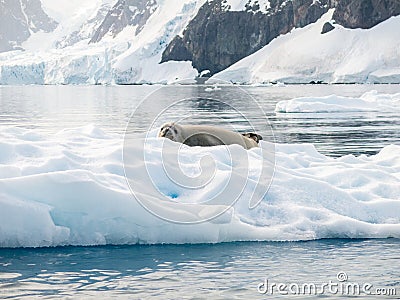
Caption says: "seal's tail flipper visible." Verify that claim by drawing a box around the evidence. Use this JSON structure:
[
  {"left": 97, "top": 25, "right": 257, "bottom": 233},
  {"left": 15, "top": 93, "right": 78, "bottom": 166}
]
[{"left": 242, "top": 133, "right": 263, "bottom": 143}]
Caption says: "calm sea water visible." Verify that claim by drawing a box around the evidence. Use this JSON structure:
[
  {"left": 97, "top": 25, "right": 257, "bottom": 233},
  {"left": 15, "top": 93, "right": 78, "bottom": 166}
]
[
  {"left": 0, "top": 84, "right": 399, "bottom": 299},
  {"left": 0, "top": 84, "right": 399, "bottom": 156},
  {"left": 0, "top": 240, "right": 399, "bottom": 299}
]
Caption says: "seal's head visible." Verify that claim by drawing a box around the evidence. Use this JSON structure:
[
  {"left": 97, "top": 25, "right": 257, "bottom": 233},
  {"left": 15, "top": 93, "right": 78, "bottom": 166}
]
[{"left": 158, "top": 122, "right": 182, "bottom": 142}]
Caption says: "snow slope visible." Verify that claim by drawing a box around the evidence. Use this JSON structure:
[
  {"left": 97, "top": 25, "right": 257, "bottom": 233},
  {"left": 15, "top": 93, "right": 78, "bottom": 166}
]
[
  {"left": 112, "top": 0, "right": 205, "bottom": 84},
  {"left": 0, "top": 125, "right": 399, "bottom": 247},
  {"left": 212, "top": 10, "right": 400, "bottom": 84},
  {"left": 0, "top": 0, "right": 204, "bottom": 84}
]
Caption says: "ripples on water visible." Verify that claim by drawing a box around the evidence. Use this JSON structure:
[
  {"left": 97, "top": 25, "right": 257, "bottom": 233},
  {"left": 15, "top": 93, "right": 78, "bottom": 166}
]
[
  {"left": 0, "top": 84, "right": 399, "bottom": 157},
  {"left": 0, "top": 240, "right": 399, "bottom": 299}
]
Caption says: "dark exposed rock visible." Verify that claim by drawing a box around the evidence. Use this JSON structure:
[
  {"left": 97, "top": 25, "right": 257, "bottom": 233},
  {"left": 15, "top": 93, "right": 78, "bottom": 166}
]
[
  {"left": 333, "top": 0, "right": 400, "bottom": 29},
  {"left": 0, "top": 0, "right": 57, "bottom": 52},
  {"left": 161, "top": 0, "right": 400, "bottom": 75},
  {"left": 161, "top": 0, "right": 332, "bottom": 75},
  {"left": 321, "top": 21, "right": 335, "bottom": 33},
  {"left": 163, "top": 36, "right": 193, "bottom": 62},
  {"left": 90, "top": 0, "right": 157, "bottom": 44}
]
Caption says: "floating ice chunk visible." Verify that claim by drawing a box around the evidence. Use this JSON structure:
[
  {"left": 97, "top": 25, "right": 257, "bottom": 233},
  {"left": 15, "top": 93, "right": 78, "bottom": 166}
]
[
  {"left": 205, "top": 85, "right": 222, "bottom": 92},
  {"left": 275, "top": 91, "right": 400, "bottom": 113}
]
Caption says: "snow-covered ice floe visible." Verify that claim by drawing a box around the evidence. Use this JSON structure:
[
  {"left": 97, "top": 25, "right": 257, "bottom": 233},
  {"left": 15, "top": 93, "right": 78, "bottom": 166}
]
[
  {"left": 0, "top": 125, "right": 399, "bottom": 247},
  {"left": 275, "top": 90, "right": 400, "bottom": 113}
]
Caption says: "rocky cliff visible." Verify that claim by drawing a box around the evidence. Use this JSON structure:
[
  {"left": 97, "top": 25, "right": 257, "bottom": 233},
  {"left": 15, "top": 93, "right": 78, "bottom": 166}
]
[
  {"left": 333, "top": 0, "right": 400, "bottom": 29},
  {"left": 161, "top": 0, "right": 400, "bottom": 76},
  {"left": 161, "top": 0, "right": 331, "bottom": 75}
]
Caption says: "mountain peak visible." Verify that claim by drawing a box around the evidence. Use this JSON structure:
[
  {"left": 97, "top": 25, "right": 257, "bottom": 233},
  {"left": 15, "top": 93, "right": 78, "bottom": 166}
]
[
  {"left": 90, "top": 0, "right": 158, "bottom": 44},
  {"left": 0, "top": 0, "right": 57, "bottom": 52}
]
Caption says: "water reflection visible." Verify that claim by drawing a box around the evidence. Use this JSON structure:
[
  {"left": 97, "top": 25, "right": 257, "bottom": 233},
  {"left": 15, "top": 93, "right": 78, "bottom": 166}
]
[
  {"left": 0, "top": 85, "right": 399, "bottom": 157},
  {"left": 271, "top": 111, "right": 400, "bottom": 156},
  {"left": 0, "top": 239, "right": 399, "bottom": 298}
]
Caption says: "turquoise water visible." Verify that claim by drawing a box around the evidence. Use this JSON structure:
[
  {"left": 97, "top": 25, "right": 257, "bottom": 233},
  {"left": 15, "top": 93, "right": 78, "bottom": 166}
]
[{"left": 1, "top": 239, "right": 399, "bottom": 299}]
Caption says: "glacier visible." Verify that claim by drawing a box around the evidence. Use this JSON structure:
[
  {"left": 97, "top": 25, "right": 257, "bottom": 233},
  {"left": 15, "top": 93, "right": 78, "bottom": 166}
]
[
  {"left": 0, "top": 0, "right": 205, "bottom": 85},
  {"left": 0, "top": 124, "right": 399, "bottom": 248}
]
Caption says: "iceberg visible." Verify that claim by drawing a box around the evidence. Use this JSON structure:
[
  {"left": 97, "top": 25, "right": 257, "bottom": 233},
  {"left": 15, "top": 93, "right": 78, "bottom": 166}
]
[
  {"left": 0, "top": 125, "right": 399, "bottom": 248},
  {"left": 275, "top": 90, "right": 400, "bottom": 113}
]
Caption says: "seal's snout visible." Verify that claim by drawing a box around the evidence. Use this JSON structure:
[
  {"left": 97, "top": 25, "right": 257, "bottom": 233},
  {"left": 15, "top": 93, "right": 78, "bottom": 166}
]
[
  {"left": 159, "top": 123, "right": 176, "bottom": 140},
  {"left": 158, "top": 125, "right": 169, "bottom": 137}
]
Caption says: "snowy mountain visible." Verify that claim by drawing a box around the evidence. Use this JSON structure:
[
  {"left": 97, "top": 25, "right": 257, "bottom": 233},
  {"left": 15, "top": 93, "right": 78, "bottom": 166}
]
[
  {"left": 162, "top": 0, "right": 332, "bottom": 75},
  {"left": 162, "top": 0, "right": 400, "bottom": 78},
  {"left": 0, "top": 0, "right": 205, "bottom": 84},
  {"left": 212, "top": 10, "right": 400, "bottom": 84},
  {"left": 23, "top": 0, "right": 116, "bottom": 50},
  {"left": 0, "top": 0, "right": 57, "bottom": 52},
  {"left": 0, "top": 0, "right": 399, "bottom": 84},
  {"left": 90, "top": 0, "right": 158, "bottom": 43}
]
